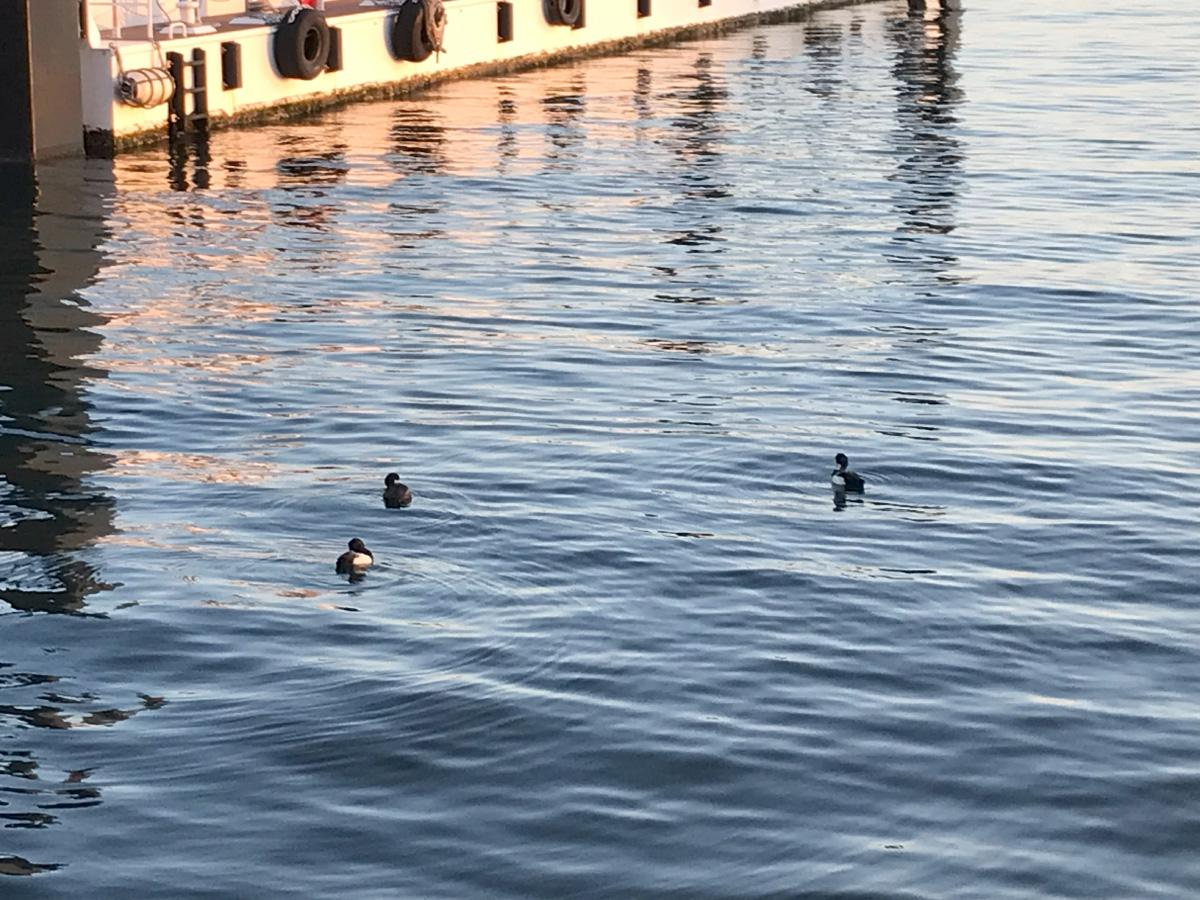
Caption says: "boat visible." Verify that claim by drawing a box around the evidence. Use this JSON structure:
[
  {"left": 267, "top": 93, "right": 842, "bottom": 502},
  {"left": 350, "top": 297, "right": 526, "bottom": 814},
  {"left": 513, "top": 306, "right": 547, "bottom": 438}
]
[{"left": 2, "top": 0, "right": 921, "bottom": 161}]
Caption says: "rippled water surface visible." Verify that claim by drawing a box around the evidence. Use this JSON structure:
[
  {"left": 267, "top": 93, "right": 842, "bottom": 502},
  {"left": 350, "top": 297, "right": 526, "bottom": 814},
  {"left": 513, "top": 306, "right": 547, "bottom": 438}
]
[{"left": 3, "top": 0, "right": 1199, "bottom": 895}]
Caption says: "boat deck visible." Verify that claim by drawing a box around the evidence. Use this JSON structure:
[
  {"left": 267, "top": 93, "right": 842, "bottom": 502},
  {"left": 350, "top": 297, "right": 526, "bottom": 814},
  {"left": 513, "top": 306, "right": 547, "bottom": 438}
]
[{"left": 98, "top": 0, "right": 398, "bottom": 43}]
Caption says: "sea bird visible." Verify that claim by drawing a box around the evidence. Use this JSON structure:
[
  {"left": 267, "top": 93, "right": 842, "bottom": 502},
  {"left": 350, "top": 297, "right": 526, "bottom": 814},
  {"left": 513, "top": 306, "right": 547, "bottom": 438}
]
[
  {"left": 335, "top": 538, "right": 374, "bottom": 574},
  {"left": 831, "top": 453, "right": 865, "bottom": 492},
  {"left": 383, "top": 473, "right": 413, "bottom": 508}
]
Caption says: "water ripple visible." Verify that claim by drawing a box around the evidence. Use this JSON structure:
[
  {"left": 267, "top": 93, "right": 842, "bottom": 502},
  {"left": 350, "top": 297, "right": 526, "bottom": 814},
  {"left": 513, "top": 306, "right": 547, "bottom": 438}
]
[{"left": 1, "top": 0, "right": 1199, "bottom": 895}]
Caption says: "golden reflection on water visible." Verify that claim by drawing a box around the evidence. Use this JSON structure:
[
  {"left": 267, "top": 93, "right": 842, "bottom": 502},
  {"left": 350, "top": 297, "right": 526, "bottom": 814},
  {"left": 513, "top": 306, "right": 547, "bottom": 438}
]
[{"left": 109, "top": 450, "right": 286, "bottom": 484}]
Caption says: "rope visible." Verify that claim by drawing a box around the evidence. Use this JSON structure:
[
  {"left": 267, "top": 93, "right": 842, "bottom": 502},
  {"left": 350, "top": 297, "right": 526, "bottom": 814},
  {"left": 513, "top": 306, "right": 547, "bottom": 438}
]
[{"left": 420, "top": 0, "right": 447, "bottom": 55}]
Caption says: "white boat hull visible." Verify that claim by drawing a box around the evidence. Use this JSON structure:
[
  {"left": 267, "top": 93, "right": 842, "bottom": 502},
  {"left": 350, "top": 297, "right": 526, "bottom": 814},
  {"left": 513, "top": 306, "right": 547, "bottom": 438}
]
[{"left": 80, "top": 0, "right": 880, "bottom": 155}]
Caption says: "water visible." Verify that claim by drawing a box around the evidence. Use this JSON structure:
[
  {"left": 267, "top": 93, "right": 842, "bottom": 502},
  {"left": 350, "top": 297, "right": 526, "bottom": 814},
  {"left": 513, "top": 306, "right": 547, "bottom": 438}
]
[{"left": 3, "top": 0, "right": 1199, "bottom": 895}]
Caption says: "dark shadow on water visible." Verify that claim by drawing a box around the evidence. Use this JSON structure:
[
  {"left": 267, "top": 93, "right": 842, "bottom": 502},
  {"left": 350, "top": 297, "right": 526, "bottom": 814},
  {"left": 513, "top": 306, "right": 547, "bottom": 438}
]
[
  {"left": 0, "top": 159, "right": 161, "bottom": 878},
  {"left": 0, "top": 160, "right": 117, "bottom": 616}
]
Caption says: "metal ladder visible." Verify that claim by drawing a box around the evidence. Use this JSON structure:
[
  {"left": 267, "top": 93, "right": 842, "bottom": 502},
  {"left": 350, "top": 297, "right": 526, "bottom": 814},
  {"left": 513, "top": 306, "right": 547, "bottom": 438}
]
[{"left": 167, "top": 49, "right": 209, "bottom": 138}]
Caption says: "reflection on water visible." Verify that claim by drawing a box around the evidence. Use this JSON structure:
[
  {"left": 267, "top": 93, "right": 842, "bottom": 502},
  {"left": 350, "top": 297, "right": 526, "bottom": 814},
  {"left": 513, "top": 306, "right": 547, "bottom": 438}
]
[
  {"left": 390, "top": 106, "right": 448, "bottom": 175},
  {"left": 542, "top": 75, "right": 588, "bottom": 171},
  {"left": 167, "top": 133, "right": 212, "bottom": 193},
  {"left": 0, "top": 159, "right": 164, "bottom": 877},
  {"left": 888, "top": 1, "right": 963, "bottom": 276},
  {"left": 495, "top": 85, "right": 520, "bottom": 171},
  {"left": 3, "top": 1, "right": 1200, "bottom": 894},
  {"left": 866, "top": 1, "right": 964, "bottom": 447},
  {"left": 0, "top": 855, "right": 61, "bottom": 876},
  {"left": 274, "top": 135, "right": 349, "bottom": 234},
  {"left": 0, "top": 163, "right": 115, "bottom": 614},
  {"left": 655, "top": 53, "right": 731, "bottom": 306},
  {"left": 803, "top": 19, "right": 846, "bottom": 99}
]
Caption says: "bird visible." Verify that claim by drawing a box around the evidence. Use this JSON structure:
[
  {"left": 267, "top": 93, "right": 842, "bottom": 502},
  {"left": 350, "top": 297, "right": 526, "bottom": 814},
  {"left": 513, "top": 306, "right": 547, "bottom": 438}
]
[
  {"left": 382, "top": 473, "right": 413, "bottom": 508},
  {"left": 335, "top": 538, "right": 374, "bottom": 574},
  {"left": 831, "top": 453, "right": 865, "bottom": 492}
]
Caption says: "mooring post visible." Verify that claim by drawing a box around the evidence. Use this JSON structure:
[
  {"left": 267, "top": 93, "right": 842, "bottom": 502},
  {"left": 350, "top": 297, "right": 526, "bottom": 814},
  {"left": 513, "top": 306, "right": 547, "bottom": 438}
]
[{"left": 0, "top": 0, "right": 84, "bottom": 162}]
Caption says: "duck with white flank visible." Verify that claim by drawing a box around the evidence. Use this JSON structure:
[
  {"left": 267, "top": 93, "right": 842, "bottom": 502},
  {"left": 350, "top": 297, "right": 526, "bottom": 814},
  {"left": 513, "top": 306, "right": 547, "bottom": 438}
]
[
  {"left": 831, "top": 453, "right": 866, "bottom": 492},
  {"left": 383, "top": 473, "right": 413, "bottom": 508},
  {"left": 335, "top": 538, "right": 374, "bottom": 575}
]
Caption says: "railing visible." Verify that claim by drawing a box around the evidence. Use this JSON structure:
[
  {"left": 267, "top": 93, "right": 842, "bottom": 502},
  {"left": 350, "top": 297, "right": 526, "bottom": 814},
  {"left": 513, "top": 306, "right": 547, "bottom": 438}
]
[
  {"left": 88, "top": 1, "right": 327, "bottom": 41},
  {"left": 90, "top": 0, "right": 197, "bottom": 40}
]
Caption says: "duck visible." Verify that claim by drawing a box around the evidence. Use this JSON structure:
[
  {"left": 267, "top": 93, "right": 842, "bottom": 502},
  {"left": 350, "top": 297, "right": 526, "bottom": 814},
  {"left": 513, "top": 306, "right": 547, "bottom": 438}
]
[
  {"left": 335, "top": 538, "right": 374, "bottom": 574},
  {"left": 382, "top": 473, "right": 413, "bottom": 508},
  {"left": 831, "top": 452, "right": 865, "bottom": 492}
]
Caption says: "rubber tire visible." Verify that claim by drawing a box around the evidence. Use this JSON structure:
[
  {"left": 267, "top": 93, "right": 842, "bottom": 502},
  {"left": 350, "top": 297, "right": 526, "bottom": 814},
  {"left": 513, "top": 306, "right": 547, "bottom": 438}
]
[
  {"left": 274, "top": 8, "right": 330, "bottom": 80},
  {"left": 392, "top": 3, "right": 435, "bottom": 63},
  {"left": 547, "top": 0, "right": 581, "bottom": 27}
]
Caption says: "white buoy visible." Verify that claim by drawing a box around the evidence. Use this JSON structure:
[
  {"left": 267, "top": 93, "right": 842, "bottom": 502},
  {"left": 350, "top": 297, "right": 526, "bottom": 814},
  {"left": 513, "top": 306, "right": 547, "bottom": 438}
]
[{"left": 118, "top": 68, "right": 175, "bottom": 109}]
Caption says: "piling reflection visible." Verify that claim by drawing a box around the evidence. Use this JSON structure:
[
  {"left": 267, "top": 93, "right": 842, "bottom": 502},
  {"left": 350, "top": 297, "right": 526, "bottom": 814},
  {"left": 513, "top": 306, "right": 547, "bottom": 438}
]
[
  {"left": 802, "top": 19, "right": 845, "bottom": 99},
  {"left": 652, "top": 52, "right": 731, "bottom": 306},
  {"left": 167, "top": 133, "right": 213, "bottom": 192},
  {"left": 386, "top": 105, "right": 447, "bottom": 247},
  {"left": 495, "top": 86, "right": 519, "bottom": 171},
  {"left": 0, "top": 161, "right": 116, "bottom": 615},
  {"left": 541, "top": 75, "right": 588, "bottom": 172},
  {"left": 669, "top": 53, "right": 729, "bottom": 193},
  {"left": 389, "top": 105, "right": 449, "bottom": 175},
  {"left": 274, "top": 132, "right": 349, "bottom": 234},
  {"left": 886, "top": 0, "right": 964, "bottom": 280}
]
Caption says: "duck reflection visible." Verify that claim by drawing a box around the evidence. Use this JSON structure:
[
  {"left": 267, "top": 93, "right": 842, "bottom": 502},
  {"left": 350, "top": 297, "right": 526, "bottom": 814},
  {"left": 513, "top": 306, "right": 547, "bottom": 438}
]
[
  {"left": 832, "top": 488, "right": 860, "bottom": 512},
  {"left": 886, "top": 0, "right": 964, "bottom": 280},
  {"left": 0, "top": 160, "right": 116, "bottom": 615}
]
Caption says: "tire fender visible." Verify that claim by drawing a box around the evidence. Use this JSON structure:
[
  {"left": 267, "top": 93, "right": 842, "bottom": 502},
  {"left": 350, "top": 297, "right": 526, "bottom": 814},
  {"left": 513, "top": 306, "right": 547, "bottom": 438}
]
[{"left": 273, "top": 7, "right": 331, "bottom": 80}]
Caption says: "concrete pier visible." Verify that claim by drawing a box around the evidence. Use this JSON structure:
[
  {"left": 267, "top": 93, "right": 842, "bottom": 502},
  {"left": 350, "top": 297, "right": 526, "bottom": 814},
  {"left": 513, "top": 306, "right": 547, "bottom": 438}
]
[{"left": 0, "top": 2, "right": 34, "bottom": 162}]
